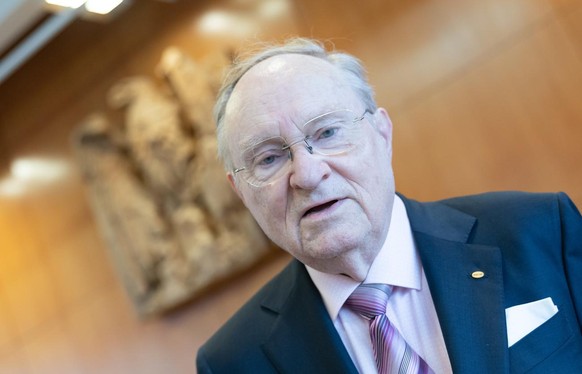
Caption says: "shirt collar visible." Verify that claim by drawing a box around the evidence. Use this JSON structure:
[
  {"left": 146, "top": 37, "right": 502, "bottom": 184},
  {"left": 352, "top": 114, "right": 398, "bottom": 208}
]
[{"left": 306, "top": 195, "right": 422, "bottom": 320}]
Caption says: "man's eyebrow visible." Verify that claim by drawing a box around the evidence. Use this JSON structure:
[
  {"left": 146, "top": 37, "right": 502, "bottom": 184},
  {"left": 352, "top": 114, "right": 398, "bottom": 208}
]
[
  {"left": 300, "top": 109, "right": 346, "bottom": 128},
  {"left": 238, "top": 134, "right": 282, "bottom": 153}
]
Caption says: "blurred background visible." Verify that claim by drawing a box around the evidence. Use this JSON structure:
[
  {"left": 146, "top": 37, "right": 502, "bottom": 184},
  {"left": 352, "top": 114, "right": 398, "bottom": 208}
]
[{"left": 0, "top": 0, "right": 581, "bottom": 372}]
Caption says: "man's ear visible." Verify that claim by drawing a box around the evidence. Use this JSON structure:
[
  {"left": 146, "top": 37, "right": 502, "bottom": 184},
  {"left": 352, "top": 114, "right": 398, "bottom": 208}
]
[
  {"left": 374, "top": 107, "right": 393, "bottom": 144},
  {"left": 227, "top": 173, "right": 246, "bottom": 204}
]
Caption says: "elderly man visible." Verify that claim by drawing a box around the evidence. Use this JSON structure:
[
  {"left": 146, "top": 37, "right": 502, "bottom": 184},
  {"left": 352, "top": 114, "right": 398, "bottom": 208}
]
[{"left": 196, "top": 38, "right": 582, "bottom": 373}]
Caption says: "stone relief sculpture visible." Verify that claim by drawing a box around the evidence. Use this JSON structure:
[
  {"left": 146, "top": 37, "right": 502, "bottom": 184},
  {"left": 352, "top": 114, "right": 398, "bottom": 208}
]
[{"left": 73, "top": 48, "right": 270, "bottom": 317}]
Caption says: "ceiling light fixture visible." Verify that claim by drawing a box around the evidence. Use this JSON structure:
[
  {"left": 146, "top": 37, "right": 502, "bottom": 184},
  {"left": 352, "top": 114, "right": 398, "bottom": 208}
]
[
  {"left": 45, "top": 0, "right": 87, "bottom": 8},
  {"left": 45, "top": 0, "right": 125, "bottom": 15},
  {"left": 85, "top": 0, "right": 124, "bottom": 15}
]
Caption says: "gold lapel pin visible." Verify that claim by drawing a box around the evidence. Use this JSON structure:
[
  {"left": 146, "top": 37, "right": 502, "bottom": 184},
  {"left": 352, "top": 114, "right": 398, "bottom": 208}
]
[{"left": 471, "top": 270, "right": 485, "bottom": 279}]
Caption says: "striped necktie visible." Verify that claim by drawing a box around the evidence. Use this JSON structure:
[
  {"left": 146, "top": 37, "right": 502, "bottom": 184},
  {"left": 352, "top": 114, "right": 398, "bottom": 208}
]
[{"left": 345, "top": 283, "right": 433, "bottom": 374}]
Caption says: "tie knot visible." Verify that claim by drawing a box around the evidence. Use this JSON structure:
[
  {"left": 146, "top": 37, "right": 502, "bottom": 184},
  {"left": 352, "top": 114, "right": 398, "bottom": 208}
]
[{"left": 345, "top": 283, "right": 392, "bottom": 320}]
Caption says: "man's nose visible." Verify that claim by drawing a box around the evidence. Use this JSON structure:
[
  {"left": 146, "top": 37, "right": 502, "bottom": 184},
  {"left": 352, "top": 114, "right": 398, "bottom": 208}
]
[{"left": 288, "top": 145, "right": 330, "bottom": 190}]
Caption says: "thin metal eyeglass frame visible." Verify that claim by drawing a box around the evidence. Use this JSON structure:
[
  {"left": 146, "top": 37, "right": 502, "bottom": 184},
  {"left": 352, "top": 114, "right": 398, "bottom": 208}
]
[{"left": 232, "top": 108, "right": 374, "bottom": 185}]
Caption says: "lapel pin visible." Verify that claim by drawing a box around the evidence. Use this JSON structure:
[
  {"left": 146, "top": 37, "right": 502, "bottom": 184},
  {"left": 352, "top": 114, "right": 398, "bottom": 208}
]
[{"left": 471, "top": 270, "right": 485, "bottom": 279}]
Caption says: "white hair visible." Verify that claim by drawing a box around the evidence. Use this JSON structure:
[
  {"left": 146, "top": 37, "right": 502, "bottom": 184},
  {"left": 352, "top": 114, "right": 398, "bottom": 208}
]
[{"left": 214, "top": 38, "right": 377, "bottom": 170}]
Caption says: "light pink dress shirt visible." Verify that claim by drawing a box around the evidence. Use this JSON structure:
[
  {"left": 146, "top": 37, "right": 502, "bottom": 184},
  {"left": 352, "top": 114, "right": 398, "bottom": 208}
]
[{"left": 306, "top": 196, "right": 452, "bottom": 374}]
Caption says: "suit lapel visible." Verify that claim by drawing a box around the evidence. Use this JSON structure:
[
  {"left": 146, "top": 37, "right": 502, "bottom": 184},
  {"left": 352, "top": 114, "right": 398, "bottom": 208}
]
[
  {"left": 260, "top": 260, "right": 358, "bottom": 374},
  {"left": 402, "top": 196, "right": 510, "bottom": 373}
]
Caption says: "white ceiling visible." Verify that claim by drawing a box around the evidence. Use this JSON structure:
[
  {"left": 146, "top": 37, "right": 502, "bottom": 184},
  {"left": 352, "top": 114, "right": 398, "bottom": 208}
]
[
  {"left": 0, "top": 0, "right": 175, "bottom": 85},
  {"left": 0, "top": 0, "right": 46, "bottom": 56},
  {"left": 0, "top": 0, "right": 133, "bottom": 85},
  {"left": 0, "top": 0, "right": 81, "bottom": 85}
]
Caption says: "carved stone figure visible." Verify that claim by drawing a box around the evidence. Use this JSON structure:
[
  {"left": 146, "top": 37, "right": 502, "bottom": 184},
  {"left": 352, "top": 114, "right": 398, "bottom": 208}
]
[
  {"left": 108, "top": 77, "right": 196, "bottom": 206},
  {"left": 73, "top": 48, "right": 270, "bottom": 317},
  {"left": 157, "top": 47, "right": 230, "bottom": 137}
]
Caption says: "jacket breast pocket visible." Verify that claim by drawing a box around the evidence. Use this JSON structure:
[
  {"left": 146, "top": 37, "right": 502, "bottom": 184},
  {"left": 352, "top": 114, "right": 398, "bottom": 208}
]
[{"left": 509, "top": 310, "right": 581, "bottom": 373}]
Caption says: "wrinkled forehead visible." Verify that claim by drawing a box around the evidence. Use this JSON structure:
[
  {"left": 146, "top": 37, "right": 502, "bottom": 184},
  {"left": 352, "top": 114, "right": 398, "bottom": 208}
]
[{"left": 223, "top": 54, "right": 360, "bottom": 158}]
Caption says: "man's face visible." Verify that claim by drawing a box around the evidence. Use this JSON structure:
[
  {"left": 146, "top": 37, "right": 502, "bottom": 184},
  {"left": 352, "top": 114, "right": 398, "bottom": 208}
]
[{"left": 223, "top": 54, "right": 395, "bottom": 279}]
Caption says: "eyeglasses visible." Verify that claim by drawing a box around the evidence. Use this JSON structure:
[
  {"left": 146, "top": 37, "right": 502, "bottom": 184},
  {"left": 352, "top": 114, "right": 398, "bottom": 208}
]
[{"left": 232, "top": 109, "right": 373, "bottom": 187}]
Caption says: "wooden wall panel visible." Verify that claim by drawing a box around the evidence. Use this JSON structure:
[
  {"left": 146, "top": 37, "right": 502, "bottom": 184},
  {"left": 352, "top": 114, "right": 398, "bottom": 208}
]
[
  {"left": 293, "top": 0, "right": 552, "bottom": 109},
  {"left": 392, "top": 15, "right": 582, "bottom": 203}
]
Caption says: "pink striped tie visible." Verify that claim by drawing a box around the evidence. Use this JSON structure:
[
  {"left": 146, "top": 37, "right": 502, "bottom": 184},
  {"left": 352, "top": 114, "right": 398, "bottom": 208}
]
[{"left": 345, "top": 283, "right": 432, "bottom": 374}]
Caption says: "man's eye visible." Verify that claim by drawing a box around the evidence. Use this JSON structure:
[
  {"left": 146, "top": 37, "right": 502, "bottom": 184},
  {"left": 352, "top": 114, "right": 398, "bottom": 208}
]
[
  {"left": 254, "top": 150, "right": 286, "bottom": 168},
  {"left": 259, "top": 154, "right": 278, "bottom": 166},
  {"left": 319, "top": 127, "right": 338, "bottom": 139}
]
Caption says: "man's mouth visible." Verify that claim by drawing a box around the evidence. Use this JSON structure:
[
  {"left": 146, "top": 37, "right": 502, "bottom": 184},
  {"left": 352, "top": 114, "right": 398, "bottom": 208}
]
[{"left": 304, "top": 200, "right": 339, "bottom": 217}]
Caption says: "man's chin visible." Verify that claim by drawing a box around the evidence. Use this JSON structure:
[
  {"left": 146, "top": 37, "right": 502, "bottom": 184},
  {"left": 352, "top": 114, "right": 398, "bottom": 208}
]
[
  {"left": 301, "top": 222, "right": 367, "bottom": 250},
  {"left": 298, "top": 246, "right": 373, "bottom": 280},
  {"left": 300, "top": 235, "right": 361, "bottom": 261}
]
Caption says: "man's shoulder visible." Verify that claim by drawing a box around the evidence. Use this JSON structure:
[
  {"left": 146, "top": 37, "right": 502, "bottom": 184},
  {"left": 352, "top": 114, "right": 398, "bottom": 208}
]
[
  {"left": 426, "top": 191, "right": 565, "bottom": 220},
  {"left": 197, "top": 259, "right": 302, "bottom": 371},
  {"left": 204, "top": 258, "right": 300, "bottom": 339},
  {"left": 400, "top": 191, "right": 575, "bottom": 241},
  {"left": 438, "top": 190, "right": 557, "bottom": 206},
  {"left": 440, "top": 191, "right": 580, "bottom": 223}
]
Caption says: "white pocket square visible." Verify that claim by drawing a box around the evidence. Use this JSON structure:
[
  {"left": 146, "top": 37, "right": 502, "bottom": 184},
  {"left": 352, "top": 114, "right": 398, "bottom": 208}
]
[{"left": 505, "top": 297, "right": 558, "bottom": 347}]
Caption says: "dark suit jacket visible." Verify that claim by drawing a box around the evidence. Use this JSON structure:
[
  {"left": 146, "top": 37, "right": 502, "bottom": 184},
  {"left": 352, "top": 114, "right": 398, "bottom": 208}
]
[{"left": 197, "top": 192, "right": 582, "bottom": 373}]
